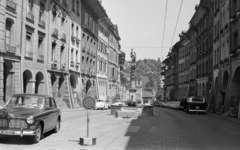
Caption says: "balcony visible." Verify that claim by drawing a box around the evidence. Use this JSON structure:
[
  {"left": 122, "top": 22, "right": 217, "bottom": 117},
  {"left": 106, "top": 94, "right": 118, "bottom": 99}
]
[
  {"left": 26, "top": 12, "right": 34, "bottom": 23},
  {"left": 214, "top": 64, "right": 219, "bottom": 70},
  {"left": 61, "top": 33, "right": 66, "bottom": 42},
  {"left": 25, "top": 51, "right": 33, "bottom": 58},
  {"left": 5, "top": 44, "right": 16, "bottom": 54},
  {"left": 237, "top": 10, "right": 240, "bottom": 18},
  {"left": 37, "top": 53, "right": 44, "bottom": 61},
  {"left": 225, "top": 23, "right": 229, "bottom": 30},
  {"left": 70, "top": 61, "right": 75, "bottom": 67},
  {"left": 7, "top": 0, "right": 17, "bottom": 10},
  {"left": 52, "top": 28, "right": 59, "bottom": 38},
  {"left": 60, "top": 64, "right": 66, "bottom": 71},
  {"left": 224, "top": 58, "right": 229, "bottom": 63},
  {"left": 51, "top": 61, "right": 58, "bottom": 69},
  {"left": 71, "top": 35, "right": 75, "bottom": 41},
  {"left": 76, "top": 62, "right": 80, "bottom": 67},
  {"left": 220, "top": 29, "right": 224, "bottom": 35},
  {"left": 38, "top": 20, "right": 45, "bottom": 28},
  {"left": 220, "top": 60, "right": 224, "bottom": 65},
  {"left": 230, "top": 15, "right": 237, "bottom": 24}
]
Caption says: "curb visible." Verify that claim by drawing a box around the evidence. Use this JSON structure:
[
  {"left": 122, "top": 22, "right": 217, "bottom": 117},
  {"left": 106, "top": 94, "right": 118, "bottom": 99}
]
[
  {"left": 207, "top": 113, "right": 240, "bottom": 124},
  {"left": 61, "top": 108, "right": 84, "bottom": 112}
]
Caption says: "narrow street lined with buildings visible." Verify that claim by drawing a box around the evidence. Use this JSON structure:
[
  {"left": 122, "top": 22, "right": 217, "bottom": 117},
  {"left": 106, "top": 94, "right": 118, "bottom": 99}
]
[{"left": 0, "top": 108, "right": 240, "bottom": 150}]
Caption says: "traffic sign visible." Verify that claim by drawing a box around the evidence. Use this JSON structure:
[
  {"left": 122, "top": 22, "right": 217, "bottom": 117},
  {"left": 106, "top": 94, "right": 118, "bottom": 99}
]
[{"left": 82, "top": 96, "right": 96, "bottom": 110}]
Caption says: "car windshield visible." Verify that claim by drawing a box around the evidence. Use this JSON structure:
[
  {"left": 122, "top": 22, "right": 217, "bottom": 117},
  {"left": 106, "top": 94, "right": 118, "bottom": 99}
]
[
  {"left": 193, "top": 98, "right": 204, "bottom": 102},
  {"left": 5, "top": 95, "right": 45, "bottom": 109}
]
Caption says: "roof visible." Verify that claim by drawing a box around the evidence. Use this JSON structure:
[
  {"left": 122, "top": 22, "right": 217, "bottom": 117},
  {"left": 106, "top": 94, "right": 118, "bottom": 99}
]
[
  {"left": 189, "top": 0, "right": 212, "bottom": 27},
  {"left": 84, "top": 0, "right": 108, "bottom": 19}
]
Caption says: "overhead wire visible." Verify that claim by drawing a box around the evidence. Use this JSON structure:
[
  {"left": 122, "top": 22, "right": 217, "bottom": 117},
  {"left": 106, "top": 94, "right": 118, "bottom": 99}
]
[
  {"left": 170, "top": 0, "right": 184, "bottom": 48},
  {"left": 161, "top": 0, "right": 168, "bottom": 59}
]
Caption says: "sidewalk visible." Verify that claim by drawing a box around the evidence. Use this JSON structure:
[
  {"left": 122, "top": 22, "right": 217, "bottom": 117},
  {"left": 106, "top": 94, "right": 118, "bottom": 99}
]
[
  {"left": 61, "top": 107, "right": 84, "bottom": 112},
  {"left": 207, "top": 112, "right": 240, "bottom": 124}
]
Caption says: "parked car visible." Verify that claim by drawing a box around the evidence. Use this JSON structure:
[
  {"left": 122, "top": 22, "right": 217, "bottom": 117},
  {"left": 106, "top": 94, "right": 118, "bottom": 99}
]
[
  {"left": 95, "top": 99, "right": 108, "bottom": 110},
  {"left": 186, "top": 96, "right": 207, "bottom": 114},
  {"left": 153, "top": 101, "right": 161, "bottom": 107},
  {"left": 112, "top": 100, "right": 125, "bottom": 106},
  {"left": 0, "top": 94, "right": 61, "bottom": 143},
  {"left": 178, "top": 98, "right": 187, "bottom": 110}
]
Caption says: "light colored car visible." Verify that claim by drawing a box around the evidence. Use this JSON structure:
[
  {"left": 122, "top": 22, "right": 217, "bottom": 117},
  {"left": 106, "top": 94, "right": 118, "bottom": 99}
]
[
  {"left": 112, "top": 100, "right": 126, "bottom": 106},
  {"left": 95, "top": 100, "right": 108, "bottom": 110}
]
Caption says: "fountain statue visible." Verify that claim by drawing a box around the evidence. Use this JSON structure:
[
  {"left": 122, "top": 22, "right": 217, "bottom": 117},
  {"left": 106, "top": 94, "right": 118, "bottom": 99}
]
[{"left": 129, "top": 49, "right": 137, "bottom": 103}]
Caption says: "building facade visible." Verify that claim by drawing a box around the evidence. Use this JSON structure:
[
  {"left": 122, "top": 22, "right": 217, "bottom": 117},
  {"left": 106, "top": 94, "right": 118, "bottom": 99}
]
[
  {"left": 81, "top": 0, "right": 106, "bottom": 100},
  {"left": 190, "top": 0, "right": 213, "bottom": 104},
  {"left": 178, "top": 32, "right": 191, "bottom": 100},
  {"left": 227, "top": 0, "right": 240, "bottom": 117},
  {"left": 108, "top": 26, "right": 121, "bottom": 102},
  {"left": 68, "top": 0, "right": 82, "bottom": 107},
  {"left": 48, "top": 0, "right": 71, "bottom": 107},
  {"left": 0, "top": 0, "right": 21, "bottom": 105},
  {"left": 97, "top": 17, "right": 111, "bottom": 101}
]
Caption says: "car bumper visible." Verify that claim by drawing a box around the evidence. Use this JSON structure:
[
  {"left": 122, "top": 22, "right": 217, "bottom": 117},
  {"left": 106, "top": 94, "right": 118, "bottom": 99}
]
[
  {"left": 188, "top": 109, "right": 206, "bottom": 112},
  {"left": 0, "top": 129, "right": 36, "bottom": 136}
]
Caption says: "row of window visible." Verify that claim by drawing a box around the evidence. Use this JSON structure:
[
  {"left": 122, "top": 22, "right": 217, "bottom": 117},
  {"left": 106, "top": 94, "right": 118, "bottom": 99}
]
[
  {"left": 179, "top": 60, "right": 190, "bottom": 72},
  {"left": 197, "top": 10, "right": 212, "bottom": 37},
  {"left": 98, "top": 60, "right": 107, "bottom": 73},
  {"left": 179, "top": 45, "right": 192, "bottom": 59},
  {"left": 109, "top": 35, "right": 118, "bottom": 50},
  {"left": 81, "top": 7, "right": 98, "bottom": 36},
  {"left": 98, "top": 40, "right": 107, "bottom": 54},
  {"left": 71, "top": 23, "right": 80, "bottom": 39},
  {"left": 109, "top": 48, "right": 119, "bottom": 65},
  {"left": 71, "top": 0, "right": 80, "bottom": 15},
  {"left": 99, "top": 82, "right": 107, "bottom": 87},
  {"left": 51, "top": 42, "right": 65, "bottom": 65},
  {"left": 109, "top": 67, "right": 118, "bottom": 79},
  {"left": 196, "top": 82, "right": 206, "bottom": 97},
  {"left": 179, "top": 73, "right": 190, "bottom": 84},
  {"left": 196, "top": 61, "right": 209, "bottom": 76},
  {"left": 99, "top": 25, "right": 109, "bottom": 37},
  {"left": 214, "top": 48, "right": 220, "bottom": 65},
  {"left": 70, "top": 49, "right": 80, "bottom": 63},
  {"left": 27, "top": 0, "right": 45, "bottom": 23}
]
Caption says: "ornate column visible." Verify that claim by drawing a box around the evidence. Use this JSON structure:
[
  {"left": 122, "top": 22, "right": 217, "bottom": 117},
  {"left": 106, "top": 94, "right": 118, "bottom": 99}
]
[{"left": 129, "top": 49, "right": 137, "bottom": 102}]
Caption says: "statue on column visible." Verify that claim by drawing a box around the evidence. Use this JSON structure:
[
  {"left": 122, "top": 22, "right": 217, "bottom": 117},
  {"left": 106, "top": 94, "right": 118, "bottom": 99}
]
[{"left": 130, "top": 49, "right": 136, "bottom": 80}]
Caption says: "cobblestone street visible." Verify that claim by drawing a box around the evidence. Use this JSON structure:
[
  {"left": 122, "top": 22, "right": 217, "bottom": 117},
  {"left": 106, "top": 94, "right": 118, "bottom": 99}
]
[{"left": 0, "top": 107, "right": 240, "bottom": 150}]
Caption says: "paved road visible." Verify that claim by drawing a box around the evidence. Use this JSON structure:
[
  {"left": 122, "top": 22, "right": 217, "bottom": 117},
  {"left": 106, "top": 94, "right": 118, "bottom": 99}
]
[{"left": 0, "top": 107, "right": 240, "bottom": 150}]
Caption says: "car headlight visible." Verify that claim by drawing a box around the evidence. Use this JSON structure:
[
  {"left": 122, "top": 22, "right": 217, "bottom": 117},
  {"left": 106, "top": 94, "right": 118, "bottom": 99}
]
[{"left": 27, "top": 116, "right": 34, "bottom": 124}]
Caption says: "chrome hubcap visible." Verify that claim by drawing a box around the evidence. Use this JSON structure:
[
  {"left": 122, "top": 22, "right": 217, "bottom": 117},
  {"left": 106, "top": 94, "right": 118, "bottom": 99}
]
[
  {"left": 56, "top": 121, "right": 59, "bottom": 131},
  {"left": 36, "top": 126, "right": 41, "bottom": 140}
]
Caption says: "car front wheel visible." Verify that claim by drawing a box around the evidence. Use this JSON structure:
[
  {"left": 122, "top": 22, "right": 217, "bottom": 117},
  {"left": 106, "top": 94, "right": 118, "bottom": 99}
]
[
  {"left": 53, "top": 119, "right": 61, "bottom": 133},
  {"left": 31, "top": 123, "right": 42, "bottom": 143}
]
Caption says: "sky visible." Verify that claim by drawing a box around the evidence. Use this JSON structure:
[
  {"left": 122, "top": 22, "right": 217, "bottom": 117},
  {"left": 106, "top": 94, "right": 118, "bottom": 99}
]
[{"left": 101, "top": 0, "right": 200, "bottom": 61}]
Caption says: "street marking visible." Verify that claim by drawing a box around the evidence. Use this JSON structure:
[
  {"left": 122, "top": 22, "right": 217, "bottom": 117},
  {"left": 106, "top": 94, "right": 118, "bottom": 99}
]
[{"left": 127, "top": 126, "right": 140, "bottom": 132}]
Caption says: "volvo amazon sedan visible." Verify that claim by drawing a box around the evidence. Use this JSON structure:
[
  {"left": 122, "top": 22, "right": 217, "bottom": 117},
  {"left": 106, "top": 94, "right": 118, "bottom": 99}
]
[{"left": 0, "top": 94, "right": 61, "bottom": 143}]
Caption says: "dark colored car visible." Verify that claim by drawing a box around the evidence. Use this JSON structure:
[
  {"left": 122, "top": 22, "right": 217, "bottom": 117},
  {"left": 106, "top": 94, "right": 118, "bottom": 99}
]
[
  {"left": 179, "top": 98, "right": 187, "bottom": 110},
  {"left": 0, "top": 94, "right": 61, "bottom": 143},
  {"left": 153, "top": 101, "right": 161, "bottom": 107},
  {"left": 186, "top": 96, "right": 206, "bottom": 114}
]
